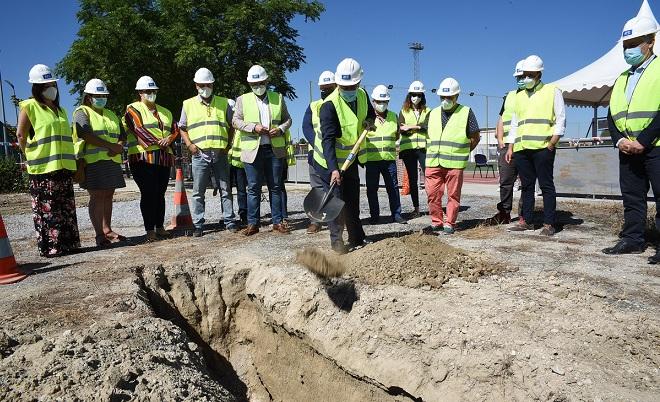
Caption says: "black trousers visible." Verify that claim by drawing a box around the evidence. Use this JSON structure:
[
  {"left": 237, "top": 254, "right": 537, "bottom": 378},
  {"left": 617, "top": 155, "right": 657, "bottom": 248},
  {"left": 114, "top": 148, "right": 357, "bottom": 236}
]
[
  {"left": 399, "top": 148, "right": 426, "bottom": 208},
  {"left": 130, "top": 161, "right": 171, "bottom": 231},
  {"left": 514, "top": 148, "right": 556, "bottom": 225},
  {"left": 619, "top": 146, "right": 660, "bottom": 246},
  {"left": 314, "top": 160, "right": 365, "bottom": 246}
]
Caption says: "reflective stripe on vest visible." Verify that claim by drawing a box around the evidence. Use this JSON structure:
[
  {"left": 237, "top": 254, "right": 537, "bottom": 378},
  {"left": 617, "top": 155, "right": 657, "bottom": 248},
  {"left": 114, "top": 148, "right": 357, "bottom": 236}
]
[
  {"left": 358, "top": 110, "right": 398, "bottom": 163},
  {"left": 313, "top": 88, "right": 368, "bottom": 169},
  {"left": 399, "top": 107, "right": 430, "bottom": 151},
  {"left": 501, "top": 90, "right": 517, "bottom": 140},
  {"left": 20, "top": 98, "right": 76, "bottom": 175},
  {"left": 426, "top": 105, "right": 471, "bottom": 169},
  {"left": 512, "top": 83, "right": 556, "bottom": 152},
  {"left": 125, "top": 101, "right": 174, "bottom": 155},
  {"left": 182, "top": 95, "right": 230, "bottom": 150},
  {"left": 73, "top": 105, "right": 122, "bottom": 164},
  {"left": 239, "top": 91, "right": 286, "bottom": 152},
  {"left": 609, "top": 57, "right": 660, "bottom": 147}
]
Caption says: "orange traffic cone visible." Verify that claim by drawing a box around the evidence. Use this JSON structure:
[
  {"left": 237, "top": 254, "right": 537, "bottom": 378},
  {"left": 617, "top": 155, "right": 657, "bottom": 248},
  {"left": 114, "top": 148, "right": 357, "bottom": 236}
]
[
  {"left": 166, "top": 167, "right": 194, "bottom": 232},
  {"left": 0, "top": 213, "right": 27, "bottom": 285},
  {"left": 401, "top": 167, "right": 410, "bottom": 196}
]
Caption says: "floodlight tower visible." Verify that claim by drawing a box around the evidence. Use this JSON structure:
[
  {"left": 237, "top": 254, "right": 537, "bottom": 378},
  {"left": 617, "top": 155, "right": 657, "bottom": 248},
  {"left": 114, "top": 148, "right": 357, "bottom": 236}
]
[{"left": 409, "top": 42, "right": 424, "bottom": 80}]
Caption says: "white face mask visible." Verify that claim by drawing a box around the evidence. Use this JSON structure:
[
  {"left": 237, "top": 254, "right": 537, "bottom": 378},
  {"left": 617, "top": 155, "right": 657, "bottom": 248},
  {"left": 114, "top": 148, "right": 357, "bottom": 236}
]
[
  {"left": 198, "top": 87, "right": 213, "bottom": 98},
  {"left": 43, "top": 87, "right": 58, "bottom": 101},
  {"left": 251, "top": 85, "right": 267, "bottom": 96},
  {"left": 441, "top": 99, "right": 455, "bottom": 111},
  {"left": 410, "top": 96, "right": 421, "bottom": 105},
  {"left": 143, "top": 93, "right": 157, "bottom": 103},
  {"left": 374, "top": 102, "right": 388, "bottom": 113},
  {"left": 523, "top": 77, "right": 537, "bottom": 90}
]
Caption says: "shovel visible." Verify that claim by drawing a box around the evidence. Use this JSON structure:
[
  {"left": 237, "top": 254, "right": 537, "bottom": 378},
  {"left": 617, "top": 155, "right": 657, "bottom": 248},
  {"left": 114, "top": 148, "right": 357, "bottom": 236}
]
[{"left": 304, "top": 128, "right": 370, "bottom": 223}]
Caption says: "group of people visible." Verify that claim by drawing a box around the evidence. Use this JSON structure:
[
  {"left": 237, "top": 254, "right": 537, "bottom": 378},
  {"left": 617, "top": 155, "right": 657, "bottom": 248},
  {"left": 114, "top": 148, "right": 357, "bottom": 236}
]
[{"left": 13, "top": 16, "right": 659, "bottom": 264}]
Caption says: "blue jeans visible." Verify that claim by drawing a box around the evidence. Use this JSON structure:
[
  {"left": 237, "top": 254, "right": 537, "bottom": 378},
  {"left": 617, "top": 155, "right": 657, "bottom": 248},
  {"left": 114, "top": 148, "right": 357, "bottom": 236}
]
[
  {"left": 365, "top": 160, "right": 402, "bottom": 219},
  {"left": 191, "top": 150, "right": 236, "bottom": 229},
  {"left": 244, "top": 145, "right": 284, "bottom": 226}
]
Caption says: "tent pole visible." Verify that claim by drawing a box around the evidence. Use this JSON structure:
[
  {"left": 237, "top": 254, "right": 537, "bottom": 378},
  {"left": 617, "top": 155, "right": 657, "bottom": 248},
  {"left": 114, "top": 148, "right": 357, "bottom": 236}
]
[{"left": 592, "top": 106, "right": 598, "bottom": 137}]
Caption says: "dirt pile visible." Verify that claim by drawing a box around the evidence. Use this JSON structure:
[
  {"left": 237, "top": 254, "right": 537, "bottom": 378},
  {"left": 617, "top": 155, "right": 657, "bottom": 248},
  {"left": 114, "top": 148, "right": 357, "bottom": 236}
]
[{"left": 344, "top": 233, "right": 512, "bottom": 288}]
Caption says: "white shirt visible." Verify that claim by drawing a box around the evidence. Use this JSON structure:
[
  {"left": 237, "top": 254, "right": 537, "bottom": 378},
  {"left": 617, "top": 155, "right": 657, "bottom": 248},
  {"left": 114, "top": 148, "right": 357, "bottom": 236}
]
[
  {"left": 508, "top": 83, "right": 566, "bottom": 143},
  {"left": 254, "top": 95, "right": 272, "bottom": 145}
]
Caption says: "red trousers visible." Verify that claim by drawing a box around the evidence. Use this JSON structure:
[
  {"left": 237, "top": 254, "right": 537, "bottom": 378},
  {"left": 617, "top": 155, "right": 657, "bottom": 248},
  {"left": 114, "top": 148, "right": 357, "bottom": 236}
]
[{"left": 425, "top": 167, "right": 464, "bottom": 227}]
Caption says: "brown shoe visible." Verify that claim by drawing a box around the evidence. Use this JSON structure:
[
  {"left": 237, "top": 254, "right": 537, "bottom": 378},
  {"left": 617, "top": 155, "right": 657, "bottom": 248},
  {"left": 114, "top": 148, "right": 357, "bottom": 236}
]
[
  {"left": 272, "top": 223, "right": 290, "bottom": 234},
  {"left": 508, "top": 221, "right": 534, "bottom": 232},
  {"left": 539, "top": 224, "right": 555, "bottom": 236},
  {"left": 484, "top": 211, "right": 511, "bottom": 225},
  {"left": 242, "top": 225, "right": 259, "bottom": 236},
  {"left": 307, "top": 222, "right": 321, "bottom": 234}
]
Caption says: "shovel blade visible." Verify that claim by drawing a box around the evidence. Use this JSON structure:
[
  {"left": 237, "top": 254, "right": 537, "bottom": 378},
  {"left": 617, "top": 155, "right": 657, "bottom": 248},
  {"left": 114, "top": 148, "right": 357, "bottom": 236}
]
[{"left": 304, "top": 187, "right": 345, "bottom": 223}]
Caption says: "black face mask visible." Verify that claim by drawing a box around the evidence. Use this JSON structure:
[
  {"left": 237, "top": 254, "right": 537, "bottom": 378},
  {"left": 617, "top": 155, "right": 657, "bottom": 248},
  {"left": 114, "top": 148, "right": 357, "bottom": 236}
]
[{"left": 321, "top": 89, "right": 334, "bottom": 99}]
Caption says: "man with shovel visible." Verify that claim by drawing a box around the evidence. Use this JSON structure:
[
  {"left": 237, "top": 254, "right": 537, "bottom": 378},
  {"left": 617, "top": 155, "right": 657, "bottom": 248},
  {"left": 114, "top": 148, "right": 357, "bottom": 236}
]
[{"left": 312, "top": 58, "right": 375, "bottom": 254}]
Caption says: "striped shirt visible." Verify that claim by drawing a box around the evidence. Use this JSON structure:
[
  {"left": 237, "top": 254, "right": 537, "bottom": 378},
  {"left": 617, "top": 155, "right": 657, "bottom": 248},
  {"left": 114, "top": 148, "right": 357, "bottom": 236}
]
[{"left": 124, "top": 105, "right": 180, "bottom": 167}]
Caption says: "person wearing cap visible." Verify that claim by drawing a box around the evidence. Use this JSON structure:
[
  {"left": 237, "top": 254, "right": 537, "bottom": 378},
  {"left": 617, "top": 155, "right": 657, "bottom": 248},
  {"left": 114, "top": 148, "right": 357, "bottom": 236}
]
[
  {"left": 302, "top": 70, "right": 336, "bottom": 234},
  {"left": 359, "top": 84, "right": 405, "bottom": 225},
  {"left": 179, "top": 68, "right": 238, "bottom": 237},
  {"left": 602, "top": 16, "right": 659, "bottom": 264},
  {"left": 124, "top": 76, "right": 180, "bottom": 242},
  {"left": 314, "top": 58, "right": 376, "bottom": 254},
  {"left": 399, "top": 80, "right": 430, "bottom": 217},
  {"left": 485, "top": 60, "right": 528, "bottom": 225},
  {"left": 73, "top": 79, "right": 127, "bottom": 247},
  {"left": 425, "top": 77, "right": 480, "bottom": 235},
  {"left": 232, "top": 65, "right": 292, "bottom": 236},
  {"left": 16, "top": 64, "right": 80, "bottom": 257},
  {"left": 505, "top": 55, "right": 566, "bottom": 236}
]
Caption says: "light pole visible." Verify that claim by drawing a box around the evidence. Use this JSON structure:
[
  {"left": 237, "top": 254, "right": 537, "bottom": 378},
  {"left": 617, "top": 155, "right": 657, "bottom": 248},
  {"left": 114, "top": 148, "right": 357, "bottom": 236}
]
[
  {"left": 469, "top": 92, "right": 499, "bottom": 160},
  {"left": 0, "top": 68, "right": 7, "bottom": 157},
  {"left": 4, "top": 80, "right": 18, "bottom": 123}
]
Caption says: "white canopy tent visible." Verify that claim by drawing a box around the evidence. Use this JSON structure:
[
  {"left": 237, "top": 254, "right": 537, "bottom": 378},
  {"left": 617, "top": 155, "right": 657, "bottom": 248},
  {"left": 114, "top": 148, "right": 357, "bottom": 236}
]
[{"left": 553, "top": 0, "right": 658, "bottom": 114}]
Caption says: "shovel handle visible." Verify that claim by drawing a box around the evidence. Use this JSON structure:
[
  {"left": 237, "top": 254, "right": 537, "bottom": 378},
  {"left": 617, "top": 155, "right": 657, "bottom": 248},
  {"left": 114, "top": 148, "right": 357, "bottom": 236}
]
[{"left": 339, "top": 128, "right": 370, "bottom": 173}]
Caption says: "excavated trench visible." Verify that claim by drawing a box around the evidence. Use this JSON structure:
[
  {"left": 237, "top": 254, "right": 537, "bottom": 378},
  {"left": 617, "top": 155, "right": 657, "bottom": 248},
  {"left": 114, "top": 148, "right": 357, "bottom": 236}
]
[{"left": 134, "top": 262, "right": 412, "bottom": 402}]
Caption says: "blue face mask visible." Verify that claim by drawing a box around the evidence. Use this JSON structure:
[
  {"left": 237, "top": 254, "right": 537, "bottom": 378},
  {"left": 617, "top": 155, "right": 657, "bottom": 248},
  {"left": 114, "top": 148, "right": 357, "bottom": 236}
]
[
  {"left": 516, "top": 79, "right": 526, "bottom": 90},
  {"left": 624, "top": 46, "right": 646, "bottom": 66},
  {"left": 92, "top": 97, "right": 107, "bottom": 108},
  {"left": 339, "top": 88, "right": 357, "bottom": 103}
]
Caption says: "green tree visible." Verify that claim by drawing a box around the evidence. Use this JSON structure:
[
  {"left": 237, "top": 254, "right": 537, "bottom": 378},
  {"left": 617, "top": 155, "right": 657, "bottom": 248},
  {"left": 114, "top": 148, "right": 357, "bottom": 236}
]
[{"left": 57, "top": 0, "right": 324, "bottom": 116}]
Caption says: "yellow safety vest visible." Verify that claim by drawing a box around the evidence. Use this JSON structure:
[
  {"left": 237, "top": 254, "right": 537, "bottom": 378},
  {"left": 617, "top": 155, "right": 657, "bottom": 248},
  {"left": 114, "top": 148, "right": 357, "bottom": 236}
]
[
  {"left": 513, "top": 83, "right": 556, "bottom": 152},
  {"left": 426, "top": 105, "right": 471, "bottom": 169},
  {"left": 313, "top": 88, "right": 368, "bottom": 169},
  {"left": 229, "top": 133, "right": 243, "bottom": 168},
  {"left": 358, "top": 110, "right": 398, "bottom": 163},
  {"left": 125, "top": 101, "right": 174, "bottom": 155},
  {"left": 182, "top": 95, "right": 230, "bottom": 150},
  {"left": 73, "top": 105, "right": 122, "bottom": 164},
  {"left": 399, "top": 107, "right": 430, "bottom": 151},
  {"left": 238, "top": 91, "right": 286, "bottom": 153},
  {"left": 501, "top": 90, "right": 517, "bottom": 141},
  {"left": 20, "top": 98, "right": 76, "bottom": 175},
  {"left": 609, "top": 56, "right": 660, "bottom": 147}
]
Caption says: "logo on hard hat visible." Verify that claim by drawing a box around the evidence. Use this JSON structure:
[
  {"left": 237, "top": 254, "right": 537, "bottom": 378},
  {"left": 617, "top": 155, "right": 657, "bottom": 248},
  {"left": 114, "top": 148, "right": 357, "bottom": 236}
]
[
  {"left": 323, "top": 78, "right": 331, "bottom": 82},
  {"left": 252, "top": 74, "right": 260, "bottom": 79},
  {"left": 379, "top": 94, "right": 387, "bottom": 98},
  {"left": 97, "top": 87, "right": 105, "bottom": 91},
  {"left": 414, "top": 87, "right": 420, "bottom": 90},
  {"left": 43, "top": 73, "right": 52, "bottom": 79},
  {"left": 623, "top": 29, "right": 632, "bottom": 37},
  {"left": 341, "top": 74, "right": 351, "bottom": 80},
  {"left": 148, "top": 82, "right": 155, "bottom": 87},
  {"left": 442, "top": 88, "right": 450, "bottom": 92}
]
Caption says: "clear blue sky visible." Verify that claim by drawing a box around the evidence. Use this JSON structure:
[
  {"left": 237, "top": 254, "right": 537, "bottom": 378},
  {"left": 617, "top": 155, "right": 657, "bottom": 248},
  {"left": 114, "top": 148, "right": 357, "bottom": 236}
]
[{"left": 0, "top": 0, "right": 654, "bottom": 139}]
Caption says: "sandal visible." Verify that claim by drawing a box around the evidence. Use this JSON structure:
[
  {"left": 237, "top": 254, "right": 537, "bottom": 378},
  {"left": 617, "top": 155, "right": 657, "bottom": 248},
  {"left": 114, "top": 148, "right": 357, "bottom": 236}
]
[
  {"left": 96, "top": 235, "right": 112, "bottom": 248},
  {"left": 105, "top": 232, "right": 127, "bottom": 243}
]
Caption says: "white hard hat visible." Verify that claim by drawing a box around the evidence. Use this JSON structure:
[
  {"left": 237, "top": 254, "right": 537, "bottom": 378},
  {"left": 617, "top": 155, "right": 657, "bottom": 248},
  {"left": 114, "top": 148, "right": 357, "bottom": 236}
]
[
  {"left": 135, "top": 76, "right": 159, "bottom": 90},
  {"left": 438, "top": 77, "right": 460, "bottom": 96},
  {"left": 28, "top": 64, "right": 58, "bottom": 84},
  {"left": 318, "top": 70, "right": 335, "bottom": 86},
  {"left": 371, "top": 84, "right": 390, "bottom": 101},
  {"left": 247, "top": 65, "right": 268, "bottom": 83},
  {"left": 408, "top": 80, "right": 425, "bottom": 93},
  {"left": 522, "top": 55, "right": 544, "bottom": 72},
  {"left": 335, "top": 58, "right": 363, "bottom": 86},
  {"left": 84, "top": 78, "right": 109, "bottom": 95},
  {"left": 622, "top": 16, "right": 659, "bottom": 41},
  {"left": 194, "top": 68, "right": 215, "bottom": 84},
  {"left": 513, "top": 59, "right": 525, "bottom": 77}
]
